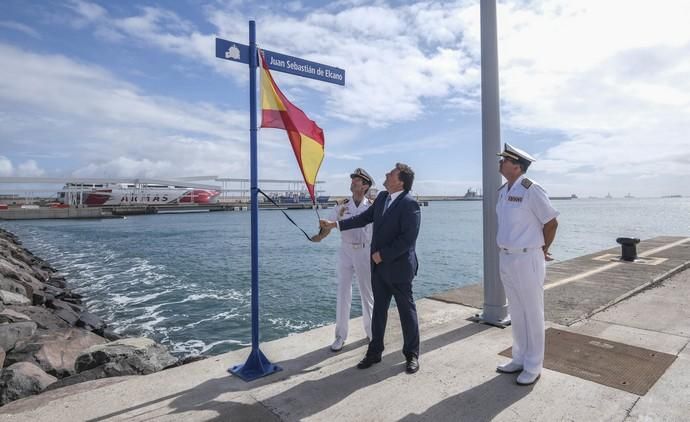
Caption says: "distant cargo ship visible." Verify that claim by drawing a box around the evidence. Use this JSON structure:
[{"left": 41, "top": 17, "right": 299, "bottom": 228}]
[
  {"left": 458, "top": 188, "right": 482, "bottom": 201},
  {"left": 549, "top": 194, "right": 579, "bottom": 200},
  {"left": 58, "top": 183, "right": 221, "bottom": 207}
]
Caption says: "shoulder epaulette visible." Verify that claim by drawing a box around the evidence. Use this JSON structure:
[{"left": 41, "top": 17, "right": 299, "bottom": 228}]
[
  {"left": 521, "top": 178, "right": 533, "bottom": 189},
  {"left": 497, "top": 182, "right": 507, "bottom": 191}
]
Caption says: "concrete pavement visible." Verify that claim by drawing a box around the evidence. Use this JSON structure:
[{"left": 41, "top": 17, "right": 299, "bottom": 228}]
[{"left": 1, "top": 267, "right": 689, "bottom": 421}]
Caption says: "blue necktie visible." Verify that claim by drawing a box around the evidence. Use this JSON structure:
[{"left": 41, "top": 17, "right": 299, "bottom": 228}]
[{"left": 383, "top": 195, "right": 391, "bottom": 214}]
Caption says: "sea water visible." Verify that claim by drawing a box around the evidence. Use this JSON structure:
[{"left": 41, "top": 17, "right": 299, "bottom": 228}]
[{"left": 3, "top": 198, "right": 689, "bottom": 357}]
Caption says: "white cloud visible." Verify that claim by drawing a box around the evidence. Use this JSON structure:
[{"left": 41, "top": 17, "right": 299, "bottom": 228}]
[
  {"left": 67, "top": 0, "right": 107, "bottom": 27},
  {"left": 67, "top": 2, "right": 479, "bottom": 127},
  {"left": 0, "top": 157, "right": 46, "bottom": 177},
  {"left": 0, "top": 21, "right": 41, "bottom": 38},
  {"left": 17, "top": 160, "right": 45, "bottom": 177},
  {"left": 486, "top": 0, "right": 690, "bottom": 194},
  {"left": 0, "top": 156, "right": 13, "bottom": 176},
  {"left": 0, "top": 42, "right": 250, "bottom": 179}
]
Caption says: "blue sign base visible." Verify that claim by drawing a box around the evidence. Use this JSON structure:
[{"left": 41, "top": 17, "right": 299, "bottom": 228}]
[{"left": 229, "top": 347, "right": 282, "bottom": 381}]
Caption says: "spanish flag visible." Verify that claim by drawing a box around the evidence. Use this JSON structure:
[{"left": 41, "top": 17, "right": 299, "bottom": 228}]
[{"left": 259, "top": 50, "right": 325, "bottom": 203}]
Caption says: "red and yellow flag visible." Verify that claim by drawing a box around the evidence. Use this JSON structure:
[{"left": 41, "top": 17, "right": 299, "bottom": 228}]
[{"left": 259, "top": 50, "right": 325, "bottom": 203}]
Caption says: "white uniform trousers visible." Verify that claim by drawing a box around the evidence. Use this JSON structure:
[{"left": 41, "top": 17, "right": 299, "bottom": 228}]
[
  {"left": 335, "top": 243, "right": 374, "bottom": 341},
  {"left": 499, "top": 248, "right": 546, "bottom": 374}
]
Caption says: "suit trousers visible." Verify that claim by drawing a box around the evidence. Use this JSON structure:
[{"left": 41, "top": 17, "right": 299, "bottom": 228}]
[
  {"left": 499, "top": 248, "right": 546, "bottom": 374},
  {"left": 335, "top": 243, "right": 374, "bottom": 341},
  {"left": 366, "top": 269, "right": 419, "bottom": 359}
]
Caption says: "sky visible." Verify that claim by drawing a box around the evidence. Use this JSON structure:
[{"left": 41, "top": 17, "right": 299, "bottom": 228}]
[{"left": 1, "top": 0, "right": 689, "bottom": 197}]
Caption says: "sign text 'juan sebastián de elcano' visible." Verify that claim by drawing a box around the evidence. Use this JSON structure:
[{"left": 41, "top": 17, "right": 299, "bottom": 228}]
[{"left": 267, "top": 54, "right": 344, "bottom": 83}]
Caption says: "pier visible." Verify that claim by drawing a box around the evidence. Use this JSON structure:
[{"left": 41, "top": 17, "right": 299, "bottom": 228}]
[
  {"left": 0, "top": 202, "right": 331, "bottom": 220},
  {"left": 1, "top": 236, "right": 689, "bottom": 421}
]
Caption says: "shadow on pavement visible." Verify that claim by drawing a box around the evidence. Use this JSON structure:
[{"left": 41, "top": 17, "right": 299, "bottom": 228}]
[
  {"left": 399, "top": 374, "right": 534, "bottom": 421},
  {"left": 159, "top": 320, "right": 493, "bottom": 421}
]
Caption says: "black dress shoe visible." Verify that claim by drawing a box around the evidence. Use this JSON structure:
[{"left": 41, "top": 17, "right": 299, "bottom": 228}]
[
  {"left": 356, "top": 355, "right": 381, "bottom": 369},
  {"left": 405, "top": 356, "right": 419, "bottom": 374}
]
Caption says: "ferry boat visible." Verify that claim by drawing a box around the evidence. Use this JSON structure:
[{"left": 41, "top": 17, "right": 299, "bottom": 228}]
[{"left": 58, "top": 183, "right": 221, "bottom": 207}]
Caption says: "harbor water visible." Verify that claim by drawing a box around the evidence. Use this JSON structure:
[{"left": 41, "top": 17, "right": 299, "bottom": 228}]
[{"left": 1, "top": 198, "right": 689, "bottom": 358}]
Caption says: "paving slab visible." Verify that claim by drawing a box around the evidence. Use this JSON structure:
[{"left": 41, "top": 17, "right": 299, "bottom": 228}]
[
  {"left": 626, "top": 343, "right": 690, "bottom": 422},
  {"left": 591, "top": 267, "right": 690, "bottom": 338}
]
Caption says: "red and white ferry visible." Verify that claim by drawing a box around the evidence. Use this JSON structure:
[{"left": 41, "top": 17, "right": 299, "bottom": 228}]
[{"left": 58, "top": 183, "right": 221, "bottom": 207}]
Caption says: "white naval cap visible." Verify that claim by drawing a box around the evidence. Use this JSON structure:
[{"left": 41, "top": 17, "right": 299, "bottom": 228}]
[{"left": 497, "top": 143, "right": 536, "bottom": 165}]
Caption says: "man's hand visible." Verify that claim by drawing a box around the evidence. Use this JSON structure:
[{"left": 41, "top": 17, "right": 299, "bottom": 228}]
[
  {"left": 543, "top": 249, "right": 554, "bottom": 262},
  {"left": 320, "top": 219, "right": 337, "bottom": 230},
  {"left": 372, "top": 251, "right": 382, "bottom": 264},
  {"left": 310, "top": 225, "right": 331, "bottom": 242}
]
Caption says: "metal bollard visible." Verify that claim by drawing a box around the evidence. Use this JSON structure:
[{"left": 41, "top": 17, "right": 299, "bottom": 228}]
[{"left": 616, "top": 237, "right": 640, "bottom": 261}]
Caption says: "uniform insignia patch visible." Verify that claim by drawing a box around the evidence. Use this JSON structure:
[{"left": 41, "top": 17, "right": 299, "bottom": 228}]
[{"left": 521, "top": 178, "right": 533, "bottom": 189}]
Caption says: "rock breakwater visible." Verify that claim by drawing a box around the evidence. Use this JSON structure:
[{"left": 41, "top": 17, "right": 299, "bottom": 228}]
[{"left": 0, "top": 228, "right": 180, "bottom": 406}]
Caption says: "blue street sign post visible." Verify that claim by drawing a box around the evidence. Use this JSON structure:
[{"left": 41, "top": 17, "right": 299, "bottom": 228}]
[{"left": 215, "top": 23, "right": 345, "bottom": 382}]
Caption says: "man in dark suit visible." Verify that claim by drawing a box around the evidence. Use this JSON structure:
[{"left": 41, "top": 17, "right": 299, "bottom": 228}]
[{"left": 320, "top": 163, "right": 421, "bottom": 374}]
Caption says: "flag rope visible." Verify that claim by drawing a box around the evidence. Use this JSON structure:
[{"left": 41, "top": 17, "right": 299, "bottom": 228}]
[{"left": 257, "top": 188, "right": 323, "bottom": 242}]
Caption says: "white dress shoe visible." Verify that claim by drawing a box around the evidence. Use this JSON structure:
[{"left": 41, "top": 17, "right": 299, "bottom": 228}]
[
  {"left": 330, "top": 337, "right": 345, "bottom": 352},
  {"left": 516, "top": 370, "right": 541, "bottom": 385},
  {"left": 496, "top": 361, "right": 523, "bottom": 374}
]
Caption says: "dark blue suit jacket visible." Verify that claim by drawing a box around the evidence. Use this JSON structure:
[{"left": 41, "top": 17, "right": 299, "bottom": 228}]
[{"left": 339, "top": 190, "right": 421, "bottom": 284}]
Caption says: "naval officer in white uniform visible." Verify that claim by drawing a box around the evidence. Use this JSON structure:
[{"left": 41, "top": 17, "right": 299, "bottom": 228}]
[
  {"left": 495, "top": 143, "right": 559, "bottom": 385},
  {"left": 317, "top": 168, "right": 375, "bottom": 352}
]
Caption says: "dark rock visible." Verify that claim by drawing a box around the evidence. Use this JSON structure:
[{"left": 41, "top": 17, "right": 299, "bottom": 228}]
[
  {"left": 43, "top": 285, "right": 65, "bottom": 298},
  {"left": 0, "top": 277, "right": 28, "bottom": 297},
  {"left": 0, "top": 362, "right": 57, "bottom": 405},
  {"left": 61, "top": 296, "right": 82, "bottom": 305},
  {"left": 0, "top": 290, "right": 31, "bottom": 306},
  {"left": 45, "top": 276, "right": 66, "bottom": 289},
  {"left": 62, "top": 291, "right": 84, "bottom": 301},
  {"left": 163, "top": 354, "right": 207, "bottom": 369},
  {"left": 94, "top": 327, "right": 122, "bottom": 341},
  {"left": 77, "top": 311, "right": 105, "bottom": 332},
  {"left": 6, "top": 328, "right": 107, "bottom": 378},
  {"left": 0, "top": 321, "right": 37, "bottom": 351},
  {"left": 54, "top": 307, "right": 80, "bottom": 326},
  {"left": 5, "top": 306, "right": 71, "bottom": 331},
  {"left": 48, "top": 297, "right": 84, "bottom": 314},
  {"left": 47, "top": 298, "right": 71, "bottom": 312},
  {"left": 0, "top": 309, "right": 32, "bottom": 323},
  {"left": 75, "top": 337, "right": 177, "bottom": 376},
  {"left": 44, "top": 365, "right": 105, "bottom": 390},
  {"left": 32, "top": 290, "right": 46, "bottom": 306},
  {"left": 64, "top": 301, "right": 84, "bottom": 314}
]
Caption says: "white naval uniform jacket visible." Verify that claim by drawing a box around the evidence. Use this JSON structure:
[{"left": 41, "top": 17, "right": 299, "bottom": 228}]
[
  {"left": 331, "top": 197, "right": 372, "bottom": 245},
  {"left": 496, "top": 175, "right": 559, "bottom": 249}
]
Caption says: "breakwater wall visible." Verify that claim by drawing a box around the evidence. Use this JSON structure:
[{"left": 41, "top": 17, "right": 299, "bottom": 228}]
[{"left": 0, "top": 228, "right": 184, "bottom": 406}]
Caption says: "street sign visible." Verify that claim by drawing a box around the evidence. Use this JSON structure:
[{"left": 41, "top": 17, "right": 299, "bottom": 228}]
[
  {"left": 216, "top": 38, "right": 249, "bottom": 64},
  {"left": 215, "top": 38, "right": 345, "bottom": 86},
  {"left": 262, "top": 49, "right": 345, "bottom": 86}
]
